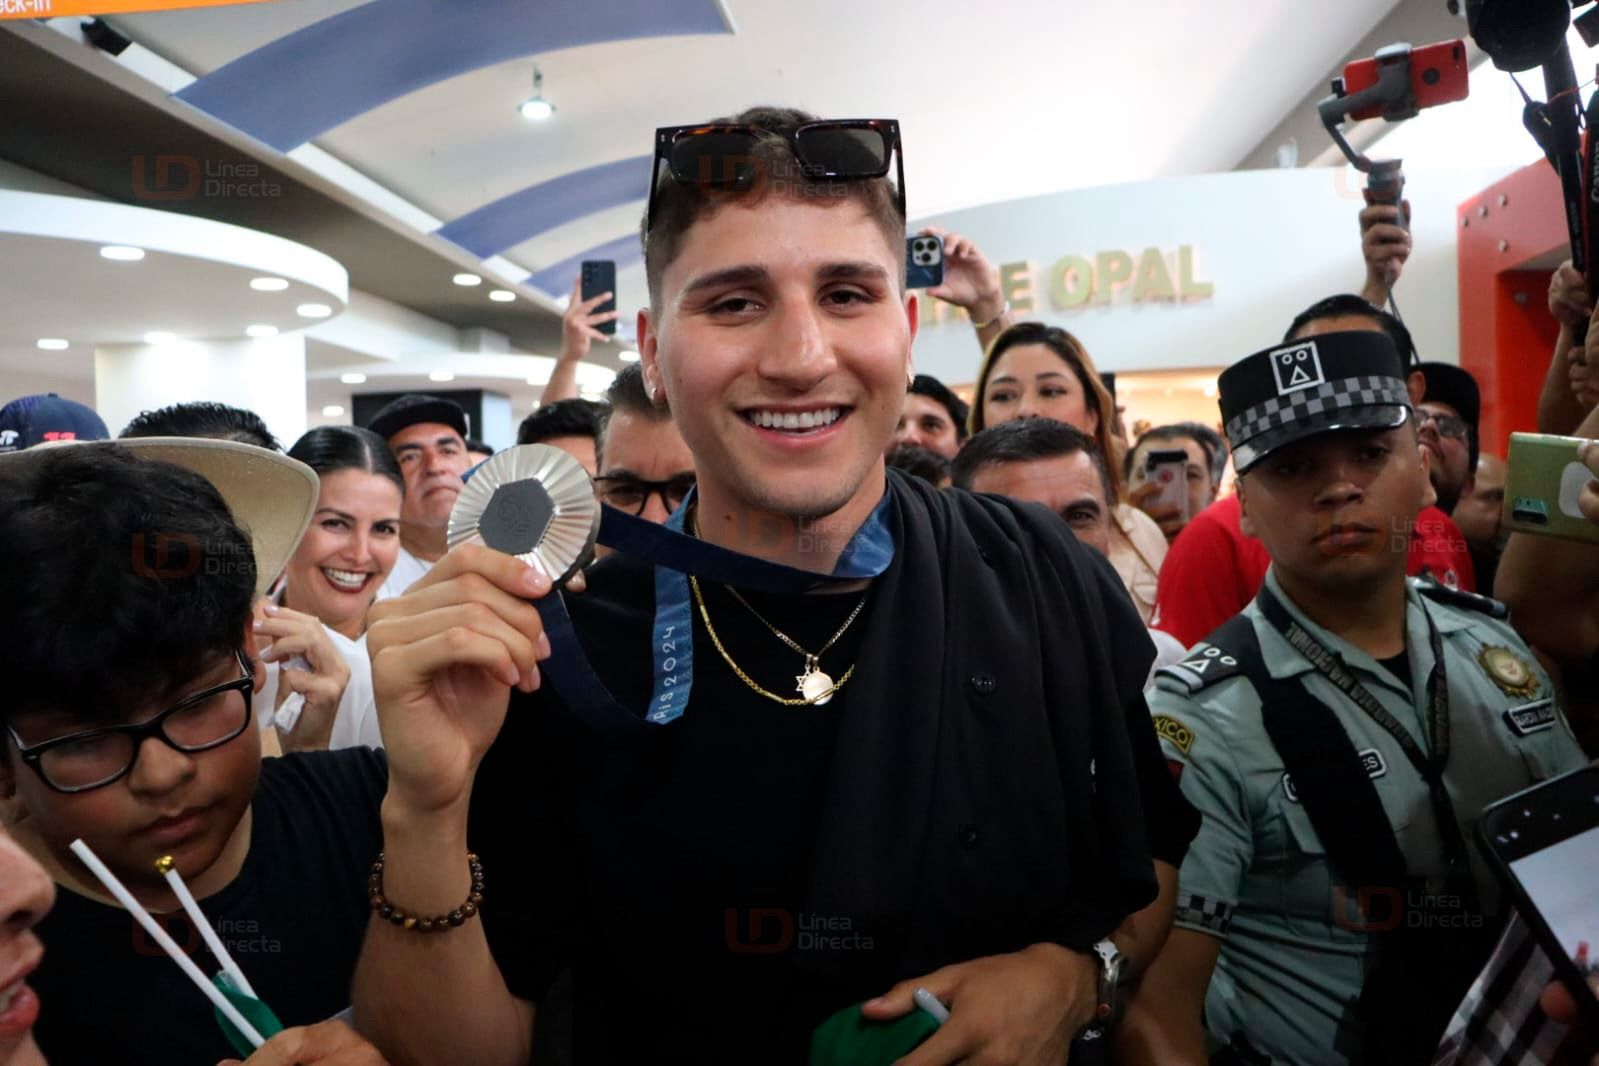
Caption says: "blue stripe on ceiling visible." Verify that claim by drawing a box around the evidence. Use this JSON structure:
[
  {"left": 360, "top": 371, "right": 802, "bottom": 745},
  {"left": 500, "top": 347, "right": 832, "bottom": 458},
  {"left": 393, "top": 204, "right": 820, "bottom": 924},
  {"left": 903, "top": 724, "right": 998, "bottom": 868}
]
[
  {"left": 528, "top": 232, "right": 642, "bottom": 296},
  {"left": 176, "top": 0, "right": 732, "bottom": 153},
  {"left": 435, "top": 154, "right": 651, "bottom": 259}
]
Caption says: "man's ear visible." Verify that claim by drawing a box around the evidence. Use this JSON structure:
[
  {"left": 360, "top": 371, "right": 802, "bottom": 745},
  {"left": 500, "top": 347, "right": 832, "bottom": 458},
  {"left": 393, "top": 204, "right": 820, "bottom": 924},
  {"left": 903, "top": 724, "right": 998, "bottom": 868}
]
[
  {"left": 639, "top": 308, "right": 666, "bottom": 408},
  {"left": 1236, "top": 478, "right": 1256, "bottom": 538},
  {"left": 1407, "top": 370, "right": 1426, "bottom": 407}
]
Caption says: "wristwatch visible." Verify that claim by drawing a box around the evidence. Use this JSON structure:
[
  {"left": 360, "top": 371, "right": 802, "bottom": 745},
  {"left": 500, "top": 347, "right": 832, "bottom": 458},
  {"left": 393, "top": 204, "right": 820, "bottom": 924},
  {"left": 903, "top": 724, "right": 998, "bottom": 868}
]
[{"left": 1090, "top": 938, "right": 1126, "bottom": 1028}]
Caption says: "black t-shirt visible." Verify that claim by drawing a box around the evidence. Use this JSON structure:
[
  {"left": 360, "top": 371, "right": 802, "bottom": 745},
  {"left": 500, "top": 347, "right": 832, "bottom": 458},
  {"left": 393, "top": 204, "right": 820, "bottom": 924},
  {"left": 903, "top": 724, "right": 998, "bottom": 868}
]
[
  {"left": 1379, "top": 650, "right": 1413, "bottom": 692},
  {"left": 470, "top": 483, "right": 1191, "bottom": 1065},
  {"left": 32, "top": 748, "right": 387, "bottom": 1066}
]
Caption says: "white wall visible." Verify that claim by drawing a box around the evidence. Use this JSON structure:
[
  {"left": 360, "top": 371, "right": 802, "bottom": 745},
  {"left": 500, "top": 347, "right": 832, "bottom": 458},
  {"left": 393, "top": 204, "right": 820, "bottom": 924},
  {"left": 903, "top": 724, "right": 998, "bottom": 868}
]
[{"left": 908, "top": 165, "right": 1515, "bottom": 386}]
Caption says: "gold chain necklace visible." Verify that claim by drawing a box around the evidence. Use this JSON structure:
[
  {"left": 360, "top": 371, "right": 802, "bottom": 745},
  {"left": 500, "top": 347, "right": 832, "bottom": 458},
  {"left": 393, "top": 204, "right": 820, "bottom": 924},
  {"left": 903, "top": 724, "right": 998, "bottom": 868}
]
[{"left": 686, "top": 505, "right": 868, "bottom": 706}]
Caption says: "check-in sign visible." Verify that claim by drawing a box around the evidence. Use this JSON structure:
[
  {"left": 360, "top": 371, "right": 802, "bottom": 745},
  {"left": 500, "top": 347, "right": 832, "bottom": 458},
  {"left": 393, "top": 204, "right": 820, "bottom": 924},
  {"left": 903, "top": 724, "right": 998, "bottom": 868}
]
[{"left": 0, "top": 0, "right": 271, "bottom": 18}]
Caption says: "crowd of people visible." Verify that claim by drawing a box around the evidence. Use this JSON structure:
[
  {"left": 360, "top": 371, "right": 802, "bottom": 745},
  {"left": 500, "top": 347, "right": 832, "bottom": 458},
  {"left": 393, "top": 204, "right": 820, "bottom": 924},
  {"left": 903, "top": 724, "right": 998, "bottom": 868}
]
[{"left": 0, "top": 103, "right": 1596, "bottom": 1066}]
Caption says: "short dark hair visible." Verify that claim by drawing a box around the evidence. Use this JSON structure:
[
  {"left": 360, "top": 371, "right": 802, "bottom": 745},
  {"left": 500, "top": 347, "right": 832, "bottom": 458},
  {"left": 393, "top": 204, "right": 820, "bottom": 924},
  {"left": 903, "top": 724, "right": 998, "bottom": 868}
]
[
  {"left": 1125, "top": 423, "right": 1221, "bottom": 484},
  {"left": 1175, "top": 421, "right": 1229, "bottom": 483},
  {"left": 0, "top": 444, "right": 255, "bottom": 730},
  {"left": 596, "top": 365, "right": 670, "bottom": 471},
  {"left": 1285, "top": 294, "right": 1417, "bottom": 367},
  {"left": 886, "top": 442, "right": 952, "bottom": 487},
  {"left": 120, "top": 401, "right": 281, "bottom": 451},
  {"left": 287, "top": 425, "right": 404, "bottom": 495},
  {"left": 952, "top": 418, "right": 1114, "bottom": 506},
  {"left": 465, "top": 438, "right": 494, "bottom": 457},
  {"left": 908, "top": 374, "right": 970, "bottom": 442},
  {"left": 516, "top": 398, "right": 609, "bottom": 446},
  {"left": 642, "top": 105, "right": 906, "bottom": 310}
]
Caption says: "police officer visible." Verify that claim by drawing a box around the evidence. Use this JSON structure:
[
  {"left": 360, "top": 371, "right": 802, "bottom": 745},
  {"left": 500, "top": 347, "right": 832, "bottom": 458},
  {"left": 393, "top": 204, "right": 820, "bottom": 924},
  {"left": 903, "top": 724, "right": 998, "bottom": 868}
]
[{"left": 1120, "top": 330, "right": 1589, "bottom": 1066}]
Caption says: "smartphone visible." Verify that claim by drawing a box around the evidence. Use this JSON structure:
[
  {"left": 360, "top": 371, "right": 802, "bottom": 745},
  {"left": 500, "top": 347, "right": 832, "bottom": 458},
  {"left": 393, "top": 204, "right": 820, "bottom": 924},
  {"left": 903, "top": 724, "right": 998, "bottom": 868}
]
[
  {"left": 1504, "top": 433, "right": 1599, "bottom": 544},
  {"left": 906, "top": 235, "right": 944, "bottom": 289},
  {"left": 1479, "top": 764, "right": 1599, "bottom": 1030},
  {"left": 580, "top": 259, "right": 617, "bottom": 336},
  {"left": 1342, "top": 39, "right": 1469, "bottom": 121},
  {"left": 1142, "top": 447, "right": 1190, "bottom": 520}
]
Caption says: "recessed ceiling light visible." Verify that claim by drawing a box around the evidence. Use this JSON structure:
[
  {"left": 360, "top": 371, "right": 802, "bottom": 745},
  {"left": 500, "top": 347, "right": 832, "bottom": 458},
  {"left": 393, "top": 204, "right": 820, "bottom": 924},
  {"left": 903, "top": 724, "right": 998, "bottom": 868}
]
[
  {"left": 618, "top": 350, "right": 641, "bottom": 363},
  {"left": 452, "top": 273, "right": 482, "bottom": 287},
  {"left": 296, "top": 303, "right": 333, "bottom": 319},
  {"left": 100, "top": 245, "right": 145, "bottom": 261},
  {"left": 245, "top": 324, "right": 279, "bottom": 339},
  {"left": 488, "top": 289, "right": 516, "bottom": 303},
  {"left": 428, "top": 370, "right": 456, "bottom": 382},
  {"left": 340, "top": 372, "right": 367, "bottom": 385},
  {"left": 36, "top": 338, "right": 69, "bottom": 351},
  {"left": 143, "top": 331, "right": 174, "bottom": 344},
  {"left": 322, "top": 404, "right": 347, "bottom": 417},
  {"left": 250, "top": 277, "right": 289, "bottom": 292}
]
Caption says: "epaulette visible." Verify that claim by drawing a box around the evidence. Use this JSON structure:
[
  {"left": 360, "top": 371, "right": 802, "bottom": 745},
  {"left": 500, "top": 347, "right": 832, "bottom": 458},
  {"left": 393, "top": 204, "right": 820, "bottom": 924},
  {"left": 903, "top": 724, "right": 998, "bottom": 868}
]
[
  {"left": 1414, "top": 577, "right": 1509, "bottom": 620},
  {"left": 1155, "top": 643, "right": 1247, "bottom": 694}
]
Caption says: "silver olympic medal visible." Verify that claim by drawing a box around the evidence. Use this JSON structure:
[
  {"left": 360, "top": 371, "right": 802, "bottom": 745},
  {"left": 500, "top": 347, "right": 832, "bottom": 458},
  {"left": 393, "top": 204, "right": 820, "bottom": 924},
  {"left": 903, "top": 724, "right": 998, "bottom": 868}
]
[{"left": 447, "top": 444, "right": 601, "bottom": 587}]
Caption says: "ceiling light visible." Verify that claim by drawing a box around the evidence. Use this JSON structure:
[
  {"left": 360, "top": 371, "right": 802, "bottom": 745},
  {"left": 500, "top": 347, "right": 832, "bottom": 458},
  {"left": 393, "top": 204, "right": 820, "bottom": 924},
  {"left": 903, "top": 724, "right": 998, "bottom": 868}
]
[
  {"left": 245, "top": 324, "right": 279, "bottom": 338},
  {"left": 429, "top": 370, "right": 456, "bottom": 382},
  {"left": 518, "top": 65, "right": 555, "bottom": 121},
  {"left": 619, "top": 349, "right": 641, "bottom": 363},
  {"left": 340, "top": 372, "right": 367, "bottom": 385},
  {"left": 296, "top": 303, "right": 333, "bottom": 318},
  {"left": 36, "top": 338, "right": 69, "bottom": 351},
  {"left": 143, "top": 331, "right": 174, "bottom": 344},
  {"left": 322, "top": 404, "right": 346, "bottom": 417},
  {"left": 452, "top": 273, "right": 482, "bottom": 287},
  {"left": 488, "top": 289, "right": 516, "bottom": 302},
  {"left": 250, "top": 277, "right": 289, "bottom": 292},
  {"left": 100, "top": 245, "right": 145, "bottom": 261}
]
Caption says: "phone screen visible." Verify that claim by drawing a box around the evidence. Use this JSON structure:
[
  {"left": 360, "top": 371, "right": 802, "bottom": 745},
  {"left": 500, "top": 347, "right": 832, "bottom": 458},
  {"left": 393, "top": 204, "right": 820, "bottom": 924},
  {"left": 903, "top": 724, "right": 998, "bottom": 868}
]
[{"left": 1510, "top": 824, "right": 1599, "bottom": 979}]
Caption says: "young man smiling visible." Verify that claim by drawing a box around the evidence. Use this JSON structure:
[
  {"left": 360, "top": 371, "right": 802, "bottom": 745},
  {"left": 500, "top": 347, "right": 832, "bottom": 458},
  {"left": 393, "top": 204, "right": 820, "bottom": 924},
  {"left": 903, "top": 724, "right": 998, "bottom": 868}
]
[{"left": 354, "top": 107, "right": 1179, "bottom": 1066}]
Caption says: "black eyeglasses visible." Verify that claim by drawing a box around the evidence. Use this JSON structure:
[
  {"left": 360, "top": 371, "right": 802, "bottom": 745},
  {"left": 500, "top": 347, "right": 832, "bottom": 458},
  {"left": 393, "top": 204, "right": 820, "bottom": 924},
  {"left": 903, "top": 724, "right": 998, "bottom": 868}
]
[
  {"left": 595, "top": 474, "right": 696, "bottom": 517},
  {"left": 6, "top": 650, "right": 254, "bottom": 794},
  {"left": 1416, "top": 409, "right": 1469, "bottom": 441},
  {"left": 644, "top": 119, "right": 905, "bottom": 233}
]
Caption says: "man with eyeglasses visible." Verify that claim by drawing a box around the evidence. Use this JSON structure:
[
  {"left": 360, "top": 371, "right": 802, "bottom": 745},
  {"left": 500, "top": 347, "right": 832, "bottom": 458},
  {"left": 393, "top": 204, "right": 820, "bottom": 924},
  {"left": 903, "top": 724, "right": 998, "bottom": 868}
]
[
  {"left": 592, "top": 364, "right": 696, "bottom": 531},
  {"left": 354, "top": 106, "right": 1174, "bottom": 1066},
  {"left": 0, "top": 440, "right": 388, "bottom": 1063},
  {"left": 1415, "top": 362, "right": 1481, "bottom": 517}
]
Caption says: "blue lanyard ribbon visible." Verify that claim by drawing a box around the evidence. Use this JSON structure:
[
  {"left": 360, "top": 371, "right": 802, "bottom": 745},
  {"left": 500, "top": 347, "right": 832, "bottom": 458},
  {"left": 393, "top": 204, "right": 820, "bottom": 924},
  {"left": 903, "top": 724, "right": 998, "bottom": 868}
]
[{"left": 536, "top": 489, "right": 896, "bottom": 730}]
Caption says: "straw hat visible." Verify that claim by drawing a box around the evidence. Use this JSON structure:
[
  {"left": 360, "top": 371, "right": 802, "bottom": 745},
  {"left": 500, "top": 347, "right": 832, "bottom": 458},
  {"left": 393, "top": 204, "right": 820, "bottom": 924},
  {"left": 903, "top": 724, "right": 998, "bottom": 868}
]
[{"left": 3, "top": 436, "right": 318, "bottom": 596}]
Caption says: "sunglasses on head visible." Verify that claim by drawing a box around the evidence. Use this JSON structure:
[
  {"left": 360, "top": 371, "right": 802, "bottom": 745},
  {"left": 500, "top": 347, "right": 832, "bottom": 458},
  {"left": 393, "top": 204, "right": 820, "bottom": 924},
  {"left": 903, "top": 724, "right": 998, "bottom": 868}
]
[{"left": 644, "top": 119, "right": 905, "bottom": 233}]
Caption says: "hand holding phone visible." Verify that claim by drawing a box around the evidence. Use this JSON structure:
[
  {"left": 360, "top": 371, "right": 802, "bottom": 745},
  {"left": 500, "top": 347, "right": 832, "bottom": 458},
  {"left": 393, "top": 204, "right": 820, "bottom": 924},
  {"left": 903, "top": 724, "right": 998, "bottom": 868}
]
[
  {"left": 580, "top": 260, "right": 618, "bottom": 337},
  {"left": 1504, "top": 433, "right": 1599, "bottom": 544},
  {"left": 1479, "top": 764, "right": 1599, "bottom": 1030}
]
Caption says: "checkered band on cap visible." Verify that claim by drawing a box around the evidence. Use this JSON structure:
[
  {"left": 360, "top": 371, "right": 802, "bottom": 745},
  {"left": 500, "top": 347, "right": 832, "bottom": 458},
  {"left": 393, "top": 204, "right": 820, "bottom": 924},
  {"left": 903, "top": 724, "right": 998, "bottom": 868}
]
[{"left": 1224, "top": 374, "right": 1408, "bottom": 449}]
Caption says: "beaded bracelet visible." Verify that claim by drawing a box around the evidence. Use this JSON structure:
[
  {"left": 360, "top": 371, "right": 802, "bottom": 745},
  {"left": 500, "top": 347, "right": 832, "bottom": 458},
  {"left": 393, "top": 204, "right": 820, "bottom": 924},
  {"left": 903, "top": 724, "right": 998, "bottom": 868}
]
[{"left": 367, "top": 851, "right": 483, "bottom": 933}]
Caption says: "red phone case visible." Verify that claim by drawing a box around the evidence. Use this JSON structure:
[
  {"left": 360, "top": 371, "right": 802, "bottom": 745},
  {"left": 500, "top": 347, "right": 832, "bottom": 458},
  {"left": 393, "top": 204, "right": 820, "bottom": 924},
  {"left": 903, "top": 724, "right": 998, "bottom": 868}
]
[{"left": 1344, "top": 40, "right": 1469, "bottom": 121}]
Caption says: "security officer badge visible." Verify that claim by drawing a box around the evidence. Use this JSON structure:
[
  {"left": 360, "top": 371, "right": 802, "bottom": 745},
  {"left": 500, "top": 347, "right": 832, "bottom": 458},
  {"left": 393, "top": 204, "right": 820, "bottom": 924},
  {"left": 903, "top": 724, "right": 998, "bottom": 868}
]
[{"left": 1478, "top": 645, "right": 1540, "bottom": 699}]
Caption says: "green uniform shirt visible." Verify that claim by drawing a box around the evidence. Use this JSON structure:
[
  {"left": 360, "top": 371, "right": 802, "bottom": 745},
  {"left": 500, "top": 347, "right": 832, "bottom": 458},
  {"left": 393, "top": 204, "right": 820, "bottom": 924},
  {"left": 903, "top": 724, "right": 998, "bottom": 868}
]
[{"left": 1149, "top": 570, "right": 1587, "bottom": 1064}]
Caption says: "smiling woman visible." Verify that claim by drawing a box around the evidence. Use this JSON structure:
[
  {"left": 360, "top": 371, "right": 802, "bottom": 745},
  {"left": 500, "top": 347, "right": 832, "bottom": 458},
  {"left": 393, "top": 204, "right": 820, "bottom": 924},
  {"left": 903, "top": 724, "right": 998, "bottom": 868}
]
[{"left": 263, "top": 426, "right": 405, "bottom": 751}]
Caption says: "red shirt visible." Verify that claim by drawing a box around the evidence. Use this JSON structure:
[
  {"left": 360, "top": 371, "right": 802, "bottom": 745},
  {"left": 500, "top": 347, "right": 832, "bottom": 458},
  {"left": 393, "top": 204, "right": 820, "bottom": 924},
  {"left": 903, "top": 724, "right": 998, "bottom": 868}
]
[{"left": 1150, "top": 497, "right": 1476, "bottom": 649}]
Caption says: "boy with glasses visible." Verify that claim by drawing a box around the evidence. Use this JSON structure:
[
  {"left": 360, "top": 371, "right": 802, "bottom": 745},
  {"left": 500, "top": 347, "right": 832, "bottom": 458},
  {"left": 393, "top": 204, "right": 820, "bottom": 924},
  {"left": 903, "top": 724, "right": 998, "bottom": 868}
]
[
  {"left": 353, "top": 106, "right": 1182, "bottom": 1066},
  {"left": 0, "top": 440, "right": 387, "bottom": 1064}
]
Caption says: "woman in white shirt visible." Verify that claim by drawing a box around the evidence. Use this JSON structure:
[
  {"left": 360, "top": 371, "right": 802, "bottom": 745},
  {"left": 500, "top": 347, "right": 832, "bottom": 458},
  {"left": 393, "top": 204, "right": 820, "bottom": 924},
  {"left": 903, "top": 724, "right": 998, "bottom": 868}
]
[
  {"left": 970, "top": 321, "right": 1167, "bottom": 622},
  {"left": 255, "top": 426, "right": 402, "bottom": 750}
]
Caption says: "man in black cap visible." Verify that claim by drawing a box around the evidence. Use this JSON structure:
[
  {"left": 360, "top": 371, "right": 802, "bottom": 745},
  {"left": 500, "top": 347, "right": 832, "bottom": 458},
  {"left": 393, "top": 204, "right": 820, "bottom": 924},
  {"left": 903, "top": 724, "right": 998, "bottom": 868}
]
[
  {"left": 365, "top": 394, "right": 472, "bottom": 600},
  {"left": 1416, "top": 362, "right": 1481, "bottom": 516},
  {"left": 1123, "top": 331, "right": 1587, "bottom": 1066},
  {"left": 0, "top": 393, "right": 108, "bottom": 452}
]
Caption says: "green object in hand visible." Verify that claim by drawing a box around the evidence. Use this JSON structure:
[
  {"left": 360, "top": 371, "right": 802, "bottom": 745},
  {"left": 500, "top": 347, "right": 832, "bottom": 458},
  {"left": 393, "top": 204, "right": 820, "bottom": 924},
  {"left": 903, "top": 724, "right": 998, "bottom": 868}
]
[
  {"left": 809, "top": 1002, "right": 939, "bottom": 1066},
  {"left": 212, "top": 973, "right": 285, "bottom": 1057}
]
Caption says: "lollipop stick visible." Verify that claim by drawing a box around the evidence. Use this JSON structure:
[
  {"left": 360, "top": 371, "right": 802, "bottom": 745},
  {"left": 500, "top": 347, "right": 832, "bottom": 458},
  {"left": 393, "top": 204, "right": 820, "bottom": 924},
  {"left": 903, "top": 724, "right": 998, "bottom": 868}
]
[
  {"left": 68, "top": 840, "right": 266, "bottom": 1049},
  {"left": 157, "top": 855, "right": 258, "bottom": 999}
]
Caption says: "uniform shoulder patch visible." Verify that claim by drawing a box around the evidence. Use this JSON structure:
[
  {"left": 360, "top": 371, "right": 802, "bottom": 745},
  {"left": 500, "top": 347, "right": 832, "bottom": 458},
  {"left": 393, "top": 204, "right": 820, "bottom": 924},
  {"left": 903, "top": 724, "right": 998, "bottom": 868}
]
[
  {"left": 1154, "top": 643, "right": 1246, "bottom": 694},
  {"left": 1152, "top": 714, "right": 1195, "bottom": 756},
  {"left": 1414, "top": 578, "right": 1509, "bottom": 620}
]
